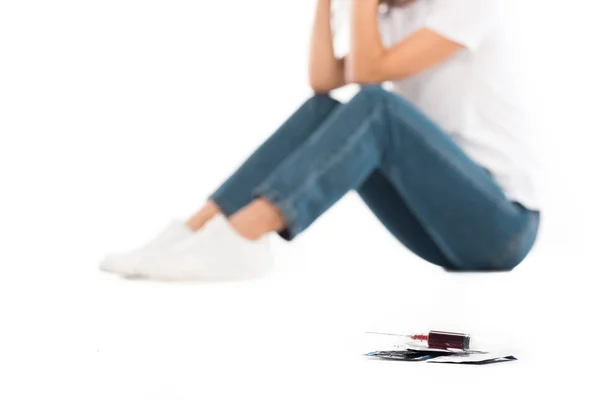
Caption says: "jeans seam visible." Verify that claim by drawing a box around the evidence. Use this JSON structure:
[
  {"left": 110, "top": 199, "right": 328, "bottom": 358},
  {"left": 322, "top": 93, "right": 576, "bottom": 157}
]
[
  {"left": 384, "top": 101, "right": 516, "bottom": 216},
  {"left": 283, "top": 102, "right": 384, "bottom": 208}
]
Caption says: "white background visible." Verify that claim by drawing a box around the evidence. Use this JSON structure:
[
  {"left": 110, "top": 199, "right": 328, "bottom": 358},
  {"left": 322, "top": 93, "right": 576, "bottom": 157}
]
[{"left": 1, "top": 0, "right": 598, "bottom": 399}]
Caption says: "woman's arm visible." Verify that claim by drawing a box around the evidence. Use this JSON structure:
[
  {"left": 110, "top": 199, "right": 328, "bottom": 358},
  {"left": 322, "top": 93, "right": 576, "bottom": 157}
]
[
  {"left": 347, "top": 0, "right": 464, "bottom": 84},
  {"left": 309, "top": 0, "right": 347, "bottom": 93}
]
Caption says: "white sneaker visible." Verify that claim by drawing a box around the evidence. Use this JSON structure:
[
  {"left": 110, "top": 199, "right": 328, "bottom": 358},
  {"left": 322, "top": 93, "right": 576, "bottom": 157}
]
[
  {"left": 128, "top": 215, "right": 272, "bottom": 281},
  {"left": 99, "top": 220, "right": 193, "bottom": 275}
]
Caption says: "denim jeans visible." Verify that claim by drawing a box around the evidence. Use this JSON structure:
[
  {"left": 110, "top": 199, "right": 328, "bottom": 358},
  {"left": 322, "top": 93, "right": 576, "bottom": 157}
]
[{"left": 211, "top": 86, "right": 540, "bottom": 271}]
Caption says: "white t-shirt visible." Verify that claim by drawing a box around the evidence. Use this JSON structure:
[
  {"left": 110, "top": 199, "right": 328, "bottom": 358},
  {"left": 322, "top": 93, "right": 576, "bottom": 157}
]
[
  {"left": 334, "top": 0, "right": 541, "bottom": 210},
  {"left": 379, "top": 0, "right": 541, "bottom": 210}
]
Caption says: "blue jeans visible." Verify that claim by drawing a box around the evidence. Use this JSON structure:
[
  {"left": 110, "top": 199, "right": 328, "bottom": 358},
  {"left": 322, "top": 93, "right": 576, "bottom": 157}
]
[{"left": 211, "top": 86, "right": 540, "bottom": 271}]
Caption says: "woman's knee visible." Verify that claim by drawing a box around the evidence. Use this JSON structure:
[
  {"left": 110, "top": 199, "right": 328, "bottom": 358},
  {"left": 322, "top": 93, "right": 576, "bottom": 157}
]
[
  {"left": 307, "top": 92, "right": 341, "bottom": 111},
  {"left": 338, "top": 85, "right": 393, "bottom": 114},
  {"left": 350, "top": 85, "right": 410, "bottom": 113},
  {"left": 356, "top": 85, "right": 390, "bottom": 100}
]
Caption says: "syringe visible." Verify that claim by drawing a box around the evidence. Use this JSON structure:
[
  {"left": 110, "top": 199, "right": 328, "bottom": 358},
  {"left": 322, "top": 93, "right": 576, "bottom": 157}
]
[
  {"left": 365, "top": 331, "right": 428, "bottom": 341},
  {"left": 366, "top": 330, "right": 471, "bottom": 350}
]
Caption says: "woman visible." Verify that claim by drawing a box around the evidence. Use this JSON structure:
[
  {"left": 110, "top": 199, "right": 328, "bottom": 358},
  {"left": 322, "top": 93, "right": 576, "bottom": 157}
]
[{"left": 101, "top": 0, "right": 541, "bottom": 280}]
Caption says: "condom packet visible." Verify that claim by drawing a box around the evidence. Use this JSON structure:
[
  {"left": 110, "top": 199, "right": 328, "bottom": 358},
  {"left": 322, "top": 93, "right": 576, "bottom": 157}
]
[
  {"left": 365, "top": 350, "right": 437, "bottom": 362},
  {"left": 426, "top": 352, "right": 517, "bottom": 364},
  {"left": 366, "top": 346, "right": 517, "bottom": 364}
]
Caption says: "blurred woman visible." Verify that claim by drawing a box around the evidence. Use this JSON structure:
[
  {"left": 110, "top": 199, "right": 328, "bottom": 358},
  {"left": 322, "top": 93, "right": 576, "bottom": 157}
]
[{"left": 101, "top": 0, "right": 541, "bottom": 280}]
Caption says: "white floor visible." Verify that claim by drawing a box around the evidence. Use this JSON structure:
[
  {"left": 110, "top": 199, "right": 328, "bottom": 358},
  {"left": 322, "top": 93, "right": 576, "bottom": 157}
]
[{"left": 1, "top": 196, "right": 597, "bottom": 400}]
